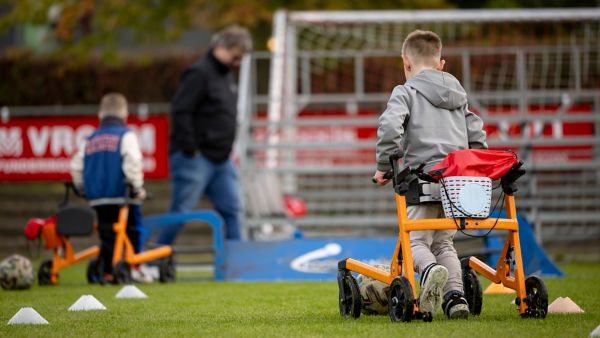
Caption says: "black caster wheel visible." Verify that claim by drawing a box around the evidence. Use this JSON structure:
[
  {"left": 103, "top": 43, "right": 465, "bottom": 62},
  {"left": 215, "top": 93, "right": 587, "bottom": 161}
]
[
  {"left": 159, "top": 255, "right": 176, "bottom": 283},
  {"left": 113, "top": 260, "right": 131, "bottom": 284},
  {"left": 461, "top": 257, "right": 483, "bottom": 315},
  {"left": 38, "top": 259, "right": 54, "bottom": 285},
  {"left": 520, "top": 275, "right": 548, "bottom": 318},
  {"left": 388, "top": 276, "right": 414, "bottom": 322},
  {"left": 422, "top": 311, "right": 433, "bottom": 322},
  {"left": 86, "top": 257, "right": 104, "bottom": 284},
  {"left": 337, "top": 270, "right": 362, "bottom": 319}
]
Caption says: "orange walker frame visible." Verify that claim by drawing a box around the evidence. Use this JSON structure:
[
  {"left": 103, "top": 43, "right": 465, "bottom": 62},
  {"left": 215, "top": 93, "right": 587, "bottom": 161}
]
[
  {"left": 38, "top": 221, "right": 100, "bottom": 285},
  {"left": 35, "top": 183, "right": 100, "bottom": 285},
  {"left": 337, "top": 159, "right": 547, "bottom": 322},
  {"left": 99, "top": 202, "right": 175, "bottom": 284}
]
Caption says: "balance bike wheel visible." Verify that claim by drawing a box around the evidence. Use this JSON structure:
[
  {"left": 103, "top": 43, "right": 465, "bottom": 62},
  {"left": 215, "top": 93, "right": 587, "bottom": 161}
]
[
  {"left": 388, "top": 276, "right": 414, "bottom": 322},
  {"left": 521, "top": 275, "right": 548, "bottom": 318},
  {"left": 113, "top": 260, "right": 131, "bottom": 284},
  {"left": 38, "top": 259, "right": 54, "bottom": 285},
  {"left": 337, "top": 270, "right": 362, "bottom": 319},
  {"left": 461, "top": 257, "right": 483, "bottom": 315},
  {"left": 159, "top": 255, "right": 176, "bottom": 283},
  {"left": 86, "top": 257, "right": 104, "bottom": 284}
]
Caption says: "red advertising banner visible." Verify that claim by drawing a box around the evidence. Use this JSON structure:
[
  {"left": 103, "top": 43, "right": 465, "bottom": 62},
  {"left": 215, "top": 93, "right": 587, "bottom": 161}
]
[
  {"left": 0, "top": 115, "right": 169, "bottom": 181},
  {"left": 251, "top": 105, "right": 595, "bottom": 167}
]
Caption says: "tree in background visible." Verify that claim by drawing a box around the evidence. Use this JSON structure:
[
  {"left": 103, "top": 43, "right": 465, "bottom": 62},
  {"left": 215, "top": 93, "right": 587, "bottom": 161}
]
[
  {"left": 1, "top": 0, "right": 597, "bottom": 105},
  {"left": 2, "top": 0, "right": 596, "bottom": 57},
  {"left": 0, "top": 0, "right": 452, "bottom": 59}
]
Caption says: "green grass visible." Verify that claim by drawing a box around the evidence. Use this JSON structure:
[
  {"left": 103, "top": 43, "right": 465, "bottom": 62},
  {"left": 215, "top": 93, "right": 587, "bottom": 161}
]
[{"left": 0, "top": 262, "right": 599, "bottom": 337}]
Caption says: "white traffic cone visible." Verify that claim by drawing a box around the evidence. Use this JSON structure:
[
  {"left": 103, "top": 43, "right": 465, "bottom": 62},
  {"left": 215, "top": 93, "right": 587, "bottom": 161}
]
[
  {"left": 547, "top": 296, "right": 584, "bottom": 313},
  {"left": 68, "top": 295, "right": 107, "bottom": 311},
  {"left": 115, "top": 285, "right": 148, "bottom": 299},
  {"left": 7, "top": 307, "right": 49, "bottom": 325}
]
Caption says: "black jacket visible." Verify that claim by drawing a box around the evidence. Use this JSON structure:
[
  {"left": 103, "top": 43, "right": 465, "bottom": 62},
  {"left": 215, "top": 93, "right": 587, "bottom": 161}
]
[{"left": 169, "top": 50, "right": 238, "bottom": 162}]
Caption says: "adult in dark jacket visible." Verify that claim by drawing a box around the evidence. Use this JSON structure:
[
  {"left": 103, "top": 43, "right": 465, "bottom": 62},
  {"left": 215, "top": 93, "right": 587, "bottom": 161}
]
[{"left": 157, "top": 25, "right": 252, "bottom": 242}]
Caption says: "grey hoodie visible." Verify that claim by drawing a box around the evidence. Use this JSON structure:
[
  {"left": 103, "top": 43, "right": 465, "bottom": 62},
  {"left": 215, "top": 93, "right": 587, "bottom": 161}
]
[{"left": 376, "top": 69, "right": 487, "bottom": 172}]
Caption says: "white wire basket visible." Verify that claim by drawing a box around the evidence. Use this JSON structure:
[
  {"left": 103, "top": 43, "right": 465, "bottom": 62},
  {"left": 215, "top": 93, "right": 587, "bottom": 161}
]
[{"left": 440, "top": 176, "right": 492, "bottom": 219}]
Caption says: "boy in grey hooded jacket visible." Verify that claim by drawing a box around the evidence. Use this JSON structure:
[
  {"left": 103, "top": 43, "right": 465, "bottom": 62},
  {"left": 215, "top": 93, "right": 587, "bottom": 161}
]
[{"left": 373, "top": 30, "right": 487, "bottom": 319}]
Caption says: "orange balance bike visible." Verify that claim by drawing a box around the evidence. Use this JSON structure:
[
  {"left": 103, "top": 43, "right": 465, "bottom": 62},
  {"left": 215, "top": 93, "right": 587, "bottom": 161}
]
[
  {"left": 86, "top": 189, "right": 176, "bottom": 285},
  {"left": 25, "top": 183, "right": 99, "bottom": 285},
  {"left": 337, "top": 153, "right": 548, "bottom": 322}
]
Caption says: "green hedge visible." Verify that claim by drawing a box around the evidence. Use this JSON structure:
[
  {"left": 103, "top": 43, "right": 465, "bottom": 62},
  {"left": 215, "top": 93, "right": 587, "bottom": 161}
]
[{"left": 0, "top": 51, "right": 202, "bottom": 105}]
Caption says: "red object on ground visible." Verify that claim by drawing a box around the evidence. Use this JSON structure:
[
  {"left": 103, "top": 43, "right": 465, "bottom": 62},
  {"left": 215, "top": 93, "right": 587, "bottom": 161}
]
[
  {"left": 428, "top": 149, "right": 520, "bottom": 180},
  {"left": 284, "top": 195, "right": 307, "bottom": 218},
  {"left": 24, "top": 218, "right": 47, "bottom": 240}
]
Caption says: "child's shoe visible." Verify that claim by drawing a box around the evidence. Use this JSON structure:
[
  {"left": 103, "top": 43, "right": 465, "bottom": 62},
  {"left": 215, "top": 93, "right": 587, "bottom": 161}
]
[
  {"left": 131, "top": 265, "right": 154, "bottom": 283},
  {"left": 418, "top": 264, "right": 448, "bottom": 315},
  {"left": 443, "top": 290, "right": 469, "bottom": 319},
  {"left": 102, "top": 273, "right": 114, "bottom": 284}
]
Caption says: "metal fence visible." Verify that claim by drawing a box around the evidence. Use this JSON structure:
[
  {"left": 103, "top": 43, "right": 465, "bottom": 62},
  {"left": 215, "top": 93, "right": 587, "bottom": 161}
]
[{"left": 237, "top": 9, "right": 600, "bottom": 244}]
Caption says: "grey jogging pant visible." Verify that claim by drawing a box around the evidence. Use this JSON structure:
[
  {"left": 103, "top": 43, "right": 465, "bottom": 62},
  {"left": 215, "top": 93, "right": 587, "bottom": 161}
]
[{"left": 408, "top": 204, "right": 463, "bottom": 294}]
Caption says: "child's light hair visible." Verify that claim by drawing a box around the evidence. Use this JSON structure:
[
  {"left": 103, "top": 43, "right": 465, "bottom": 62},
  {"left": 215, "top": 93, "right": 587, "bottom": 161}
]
[
  {"left": 402, "top": 30, "right": 442, "bottom": 67},
  {"left": 99, "top": 93, "right": 128, "bottom": 120}
]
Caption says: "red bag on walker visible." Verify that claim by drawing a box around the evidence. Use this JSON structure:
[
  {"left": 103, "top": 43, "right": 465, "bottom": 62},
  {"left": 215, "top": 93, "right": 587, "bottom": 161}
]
[{"left": 428, "top": 149, "right": 519, "bottom": 180}]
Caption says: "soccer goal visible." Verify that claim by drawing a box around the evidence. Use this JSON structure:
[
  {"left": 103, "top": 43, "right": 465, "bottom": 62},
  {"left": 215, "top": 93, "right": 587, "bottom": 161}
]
[{"left": 239, "top": 8, "right": 600, "bottom": 241}]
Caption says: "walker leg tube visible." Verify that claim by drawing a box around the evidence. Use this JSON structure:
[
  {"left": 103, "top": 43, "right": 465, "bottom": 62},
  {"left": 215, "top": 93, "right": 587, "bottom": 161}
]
[
  {"left": 129, "top": 247, "right": 173, "bottom": 265},
  {"left": 509, "top": 230, "right": 528, "bottom": 314},
  {"left": 400, "top": 231, "right": 417, "bottom": 299},
  {"left": 345, "top": 258, "right": 394, "bottom": 285},
  {"left": 73, "top": 246, "right": 100, "bottom": 264}
]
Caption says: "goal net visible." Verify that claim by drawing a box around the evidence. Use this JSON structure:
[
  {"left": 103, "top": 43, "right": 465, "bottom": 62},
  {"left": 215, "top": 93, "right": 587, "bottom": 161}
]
[{"left": 241, "top": 8, "right": 600, "bottom": 239}]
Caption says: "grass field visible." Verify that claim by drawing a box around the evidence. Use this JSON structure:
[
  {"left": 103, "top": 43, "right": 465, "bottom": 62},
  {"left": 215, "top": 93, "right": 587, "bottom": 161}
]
[{"left": 0, "top": 262, "right": 598, "bottom": 337}]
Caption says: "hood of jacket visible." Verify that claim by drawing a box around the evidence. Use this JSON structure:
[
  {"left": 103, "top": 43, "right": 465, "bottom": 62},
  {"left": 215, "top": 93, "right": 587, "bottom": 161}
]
[{"left": 405, "top": 69, "right": 467, "bottom": 110}]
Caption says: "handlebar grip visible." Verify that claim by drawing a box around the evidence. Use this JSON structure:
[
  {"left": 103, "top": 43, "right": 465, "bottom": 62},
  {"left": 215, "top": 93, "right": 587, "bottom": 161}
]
[
  {"left": 371, "top": 170, "right": 394, "bottom": 183},
  {"left": 383, "top": 170, "right": 394, "bottom": 179}
]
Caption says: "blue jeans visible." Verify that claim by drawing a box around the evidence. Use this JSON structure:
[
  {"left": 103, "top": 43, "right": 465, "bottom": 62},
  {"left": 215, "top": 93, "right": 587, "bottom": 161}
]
[{"left": 156, "top": 151, "right": 241, "bottom": 243}]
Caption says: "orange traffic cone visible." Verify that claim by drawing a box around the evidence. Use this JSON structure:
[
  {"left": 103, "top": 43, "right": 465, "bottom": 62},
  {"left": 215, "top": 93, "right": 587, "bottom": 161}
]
[{"left": 484, "top": 282, "right": 515, "bottom": 294}]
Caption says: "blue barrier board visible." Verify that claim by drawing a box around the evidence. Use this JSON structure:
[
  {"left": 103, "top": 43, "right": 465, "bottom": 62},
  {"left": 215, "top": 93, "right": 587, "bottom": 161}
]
[{"left": 224, "top": 238, "right": 397, "bottom": 281}]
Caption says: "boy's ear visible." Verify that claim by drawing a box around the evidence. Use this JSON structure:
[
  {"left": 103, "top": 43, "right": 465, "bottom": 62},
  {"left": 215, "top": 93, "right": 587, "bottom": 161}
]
[
  {"left": 437, "top": 59, "right": 446, "bottom": 71},
  {"left": 402, "top": 55, "right": 412, "bottom": 72}
]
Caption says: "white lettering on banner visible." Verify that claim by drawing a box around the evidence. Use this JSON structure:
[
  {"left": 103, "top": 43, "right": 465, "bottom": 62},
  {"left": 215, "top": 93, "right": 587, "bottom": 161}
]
[
  {"left": 0, "top": 159, "right": 70, "bottom": 173},
  {"left": 0, "top": 127, "right": 23, "bottom": 156},
  {"left": 50, "top": 126, "right": 74, "bottom": 156},
  {"left": 27, "top": 126, "right": 50, "bottom": 156},
  {"left": 0, "top": 158, "right": 157, "bottom": 174},
  {"left": 552, "top": 120, "right": 563, "bottom": 139},
  {"left": 27, "top": 125, "right": 95, "bottom": 157},
  {"left": 74, "top": 125, "right": 95, "bottom": 150},
  {"left": 129, "top": 124, "right": 156, "bottom": 154},
  {"left": 491, "top": 119, "right": 567, "bottom": 140}
]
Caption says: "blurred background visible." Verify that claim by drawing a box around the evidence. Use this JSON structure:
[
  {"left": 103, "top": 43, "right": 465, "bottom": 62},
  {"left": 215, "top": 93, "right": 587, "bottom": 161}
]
[{"left": 1, "top": 1, "right": 599, "bottom": 266}]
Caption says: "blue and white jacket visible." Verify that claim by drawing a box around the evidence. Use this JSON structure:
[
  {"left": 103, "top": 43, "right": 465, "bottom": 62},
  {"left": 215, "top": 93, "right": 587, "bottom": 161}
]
[{"left": 70, "top": 116, "right": 144, "bottom": 206}]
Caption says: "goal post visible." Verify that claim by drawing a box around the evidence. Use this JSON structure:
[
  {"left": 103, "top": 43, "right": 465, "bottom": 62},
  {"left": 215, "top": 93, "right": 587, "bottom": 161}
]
[
  {"left": 266, "top": 8, "right": 600, "bottom": 169},
  {"left": 239, "top": 8, "right": 600, "bottom": 240}
]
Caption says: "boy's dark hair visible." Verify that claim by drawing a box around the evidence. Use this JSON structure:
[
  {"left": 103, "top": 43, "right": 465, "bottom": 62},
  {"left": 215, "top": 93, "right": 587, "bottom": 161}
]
[{"left": 402, "top": 30, "right": 442, "bottom": 67}]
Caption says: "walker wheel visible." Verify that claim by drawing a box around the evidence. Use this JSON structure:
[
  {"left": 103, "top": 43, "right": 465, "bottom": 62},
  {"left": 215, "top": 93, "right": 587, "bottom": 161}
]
[
  {"left": 388, "top": 276, "right": 414, "bottom": 322},
  {"left": 113, "top": 260, "right": 131, "bottom": 284},
  {"left": 461, "top": 257, "right": 483, "bottom": 315},
  {"left": 159, "top": 255, "right": 176, "bottom": 283},
  {"left": 422, "top": 311, "right": 433, "bottom": 322},
  {"left": 38, "top": 260, "right": 54, "bottom": 285},
  {"left": 521, "top": 275, "right": 548, "bottom": 318},
  {"left": 86, "top": 257, "right": 104, "bottom": 284},
  {"left": 337, "top": 270, "right": 362, "bottom": 319}
]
